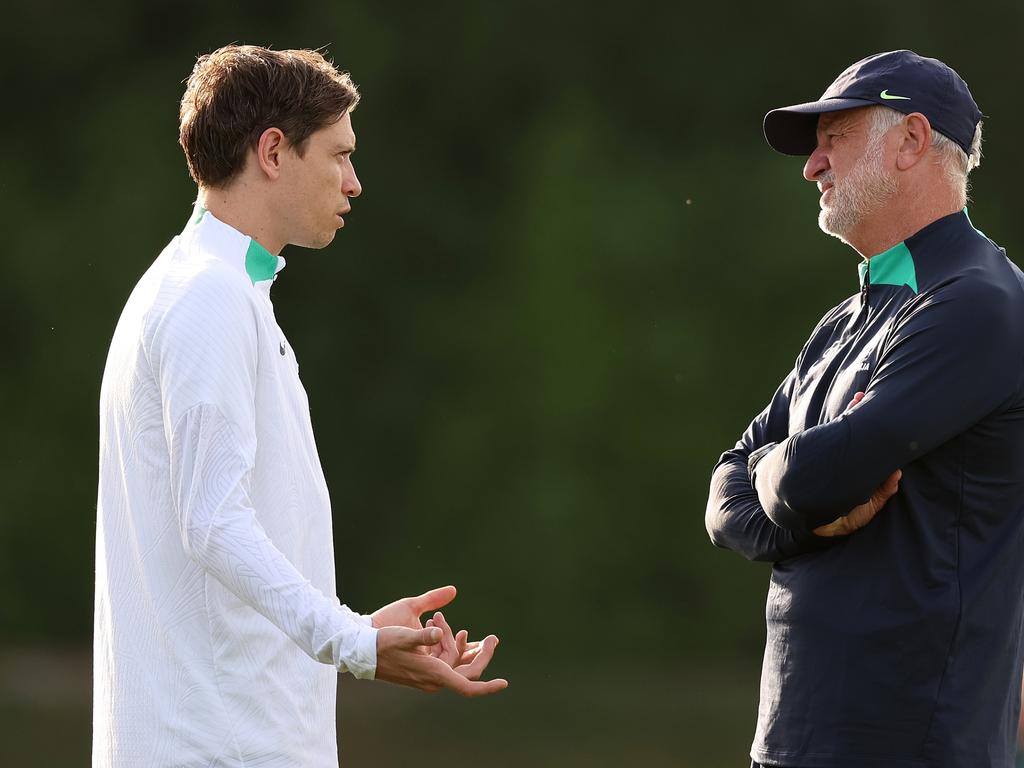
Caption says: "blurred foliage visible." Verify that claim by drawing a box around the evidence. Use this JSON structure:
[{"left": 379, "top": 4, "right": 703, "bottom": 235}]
[{"left": 3, "top": 0, "right": 1024, "bottom": 761}]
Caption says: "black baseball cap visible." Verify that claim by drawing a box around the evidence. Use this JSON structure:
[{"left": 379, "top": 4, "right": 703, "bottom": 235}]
[{"left": 763, "top": 50, "right": 982, "bottom": 156}]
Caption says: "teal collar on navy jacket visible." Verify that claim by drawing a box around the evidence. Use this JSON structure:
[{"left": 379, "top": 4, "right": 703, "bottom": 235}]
[{"left": 856, "top": 208, "right": 981, "bottom": 295}]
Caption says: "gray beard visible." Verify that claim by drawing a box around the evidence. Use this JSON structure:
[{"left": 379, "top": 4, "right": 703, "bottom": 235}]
[{"left": 818, "top": 141, "right": 899, "bottom": 242}]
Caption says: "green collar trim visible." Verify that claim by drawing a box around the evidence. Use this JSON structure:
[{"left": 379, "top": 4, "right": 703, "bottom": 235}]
[
  {"left": 963, "top": 206, "right": 986, "bottom": 238},
  {"left": 244, "top": 238, "right": 279, "bottom": 284},
  {"left": 858, "top": 241, "right": 918, "bottom": 295},
  {"left": 190, "top": 205, "right": 278, "bottom": 285}
]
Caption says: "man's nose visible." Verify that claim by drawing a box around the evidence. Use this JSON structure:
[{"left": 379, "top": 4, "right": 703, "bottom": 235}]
[
  {"left": 344, "top": 165, "right": 362, "bottom": 199},
  {"left": 803, "top": 146, "right": 830, "bottom": 182}
]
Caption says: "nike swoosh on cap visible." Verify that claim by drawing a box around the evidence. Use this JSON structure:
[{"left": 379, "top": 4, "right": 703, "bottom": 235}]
[{"left": 880, "top": 89, "right": 911, "bottom": 100}]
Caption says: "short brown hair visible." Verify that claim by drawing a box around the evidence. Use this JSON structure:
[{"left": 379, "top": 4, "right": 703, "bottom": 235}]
[{"left": 179, "top": 45, "right": 360, "bottom": 188}]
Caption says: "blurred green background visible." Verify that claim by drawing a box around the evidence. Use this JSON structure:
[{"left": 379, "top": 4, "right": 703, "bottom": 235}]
[{"left": 3, "top": 1, "right": 1024, "bottom": 765}]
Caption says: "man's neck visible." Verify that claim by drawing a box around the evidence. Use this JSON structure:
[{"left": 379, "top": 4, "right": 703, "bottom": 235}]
[
  {"left": 196, "top": 186, "right": 286, "bottom": 256},
  {"left": 848, "top": 184, "right": 962, "bottom": 259}
]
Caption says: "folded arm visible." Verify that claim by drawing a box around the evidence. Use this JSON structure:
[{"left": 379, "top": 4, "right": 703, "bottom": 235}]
[
  {"left": 706, "top": 371, "right": 834, "bottom": 561},
  {"left": 752, "top": 284, "right": 1023, "bottom": 532}
]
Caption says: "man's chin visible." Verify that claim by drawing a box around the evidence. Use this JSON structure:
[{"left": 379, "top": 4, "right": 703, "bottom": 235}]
[
  {"left": 291, "top": 230, "right": 337, "bottom": 250},
  {"left": 818, "top": 209, "right": 854, "bottom": 243}
]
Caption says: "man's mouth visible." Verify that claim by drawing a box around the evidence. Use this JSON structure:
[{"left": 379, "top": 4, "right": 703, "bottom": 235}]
[{"left": 818, "top": 182, "right": 834, "bottom": 207}]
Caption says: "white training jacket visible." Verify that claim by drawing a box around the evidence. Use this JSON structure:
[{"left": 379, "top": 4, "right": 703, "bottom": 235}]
[{"left": 93, "top": 207, "right": 377, "bottom": 768}]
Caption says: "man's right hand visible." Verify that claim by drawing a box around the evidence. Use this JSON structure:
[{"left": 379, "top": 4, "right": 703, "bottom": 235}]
[
  {"left": 374, "top": 625, "right": 508, "bottom": 697},
  {"left": 813, "top": 391, "right": 902, "bottom": 538}
]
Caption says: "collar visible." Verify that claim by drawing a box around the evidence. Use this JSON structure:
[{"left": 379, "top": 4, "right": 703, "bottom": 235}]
[
  {"left": 183, "top": 205, "right": 285, "bottom": 288},
  {"left": 856, "top": 208, "right": 980, "bottom": 295},
  {"left": 858, "top": 241, "right": 918, "bottom": 294}
]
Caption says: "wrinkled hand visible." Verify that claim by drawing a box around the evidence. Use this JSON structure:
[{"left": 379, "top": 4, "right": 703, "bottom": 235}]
[
  {"left": 813, "top": 468, "right": 901, "bottom": 537},
  {"left": 813, "top": 391, "right": 902, "bottom": 538},
  {"left": 375, "top": 625, "right": 508, "bottom": 697}
]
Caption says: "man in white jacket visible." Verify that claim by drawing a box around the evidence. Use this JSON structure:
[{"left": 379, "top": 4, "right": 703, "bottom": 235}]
[{"left": 93, "top": 44, "right": 506, "bottom": 768}]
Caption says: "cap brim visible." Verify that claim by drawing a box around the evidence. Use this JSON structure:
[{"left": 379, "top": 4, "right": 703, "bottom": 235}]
[{"left": 763, "top": 97, "right": 878, "bottom": 155}]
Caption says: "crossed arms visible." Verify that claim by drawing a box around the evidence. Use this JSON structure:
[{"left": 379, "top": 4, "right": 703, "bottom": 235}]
[{"left": 706, "top": 279, "right": 1020, "bottom": 561}]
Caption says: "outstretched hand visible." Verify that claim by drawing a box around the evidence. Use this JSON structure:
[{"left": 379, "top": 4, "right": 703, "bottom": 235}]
[
  {"left": 374, "top": 625, "right": 508, "bottom": 697},
  {"left": 371, "top": 585, "right": 458, "bottom": 632},
  {"left": 370, "top": 585, "right": 507, "bottom": 696},
  {"left": 813, "top": 391, "right": 902, "bottom": 537}
]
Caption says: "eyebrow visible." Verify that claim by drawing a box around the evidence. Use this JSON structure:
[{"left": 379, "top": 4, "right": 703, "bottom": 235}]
[
  {"left": 333, "top": 143, "right": 356, "bottom": 153},
  {"left": 822, "top": 110, "right": 866, "bottom": 130},
  {"left": 818, "top": 115, "right": 853, "bottom": 134}
]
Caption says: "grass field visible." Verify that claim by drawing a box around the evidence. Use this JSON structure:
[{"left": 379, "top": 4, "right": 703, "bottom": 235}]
[{"left": 1, "top": 647, "right": 763, "bottom": 767}]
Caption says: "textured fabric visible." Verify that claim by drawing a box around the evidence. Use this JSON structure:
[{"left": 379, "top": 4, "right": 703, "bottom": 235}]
[
  {"left": 707, "top": 211, "right": 1024, "bottom": 768},
  {"left": 94, "top": 208, "right": 377, "bottom": 767}
]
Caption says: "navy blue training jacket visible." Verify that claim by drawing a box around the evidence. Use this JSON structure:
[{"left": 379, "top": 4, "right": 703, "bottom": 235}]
[{"left": 706, "top": 210, "right": 1024, "bottom": 768}]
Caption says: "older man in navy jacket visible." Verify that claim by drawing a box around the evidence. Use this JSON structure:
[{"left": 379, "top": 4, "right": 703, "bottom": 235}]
[{"left": 706, "top": 50, "right": 1024, "bottom": 768}]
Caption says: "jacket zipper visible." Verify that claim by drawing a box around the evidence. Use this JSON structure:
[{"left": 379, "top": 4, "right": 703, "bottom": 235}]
[{"left": 861, "top": 263, "right": 871, "bottom": 326}]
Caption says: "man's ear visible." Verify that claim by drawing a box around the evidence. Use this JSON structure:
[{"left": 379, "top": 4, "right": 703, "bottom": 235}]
[
  {"left": 255, "top": 127, "right": 286, "bottom": 180},
  {"left": 896, "top": 113, "right": 933, "bottom": 171}
]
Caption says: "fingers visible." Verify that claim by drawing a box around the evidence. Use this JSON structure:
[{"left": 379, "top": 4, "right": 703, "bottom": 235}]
[
  {"left": 436, "top": 613, "right": 459, "bottom": 664},
  {"left": 375, "top": 636, "right": 507, "bottom": 697},
  {"left": 413, "top": 585, "right": 457, "bottom": 614},
  {"left": 815, "top": 467, "right": 904, "bottom": 538},
  {"left": 872, "top": 469, "right": 902, "bottom": 505},
  {"left": 376, "top": 594, "right": 505, "bottom": 695},
  {"left": 812, "top": 518, "right": 847, "bottom": 537},
  {"left": 885, "top": 469, "right": 902, "bottom": 491},
  {"left": 379, "top": 625, "right": 442, "bottom": 653},
  {"left": 424, "top": 618, "right": 443, "bottom": 658},
  {"left": 456, "top": 635, "right": 499, "bottom": 681},
  {"left": 452, "top": 676, "right": 509, "bottom": 697},
  {"left": 845, "top": 391, "right": 866, "bottom": 412},
  {"left": 424, "top": 615, "right": 481, "bottom": 667},
  {"left": 436, "top": 657, "right": 508, "bottom": 697},
  {"left": 456, "top": 639, "right": 481, "bottom": 667}
]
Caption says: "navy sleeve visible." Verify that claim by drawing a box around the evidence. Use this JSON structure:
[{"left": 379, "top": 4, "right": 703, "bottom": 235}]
[
  {"left": 705, "top": 370, "right": 834, "bottom": 562},
  {"left": 752, "top": 280, "right": 1024, "bottom": 532}
]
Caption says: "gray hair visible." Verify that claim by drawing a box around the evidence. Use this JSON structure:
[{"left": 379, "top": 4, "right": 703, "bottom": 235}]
[{"left": 867, "top": 105, "right": 983, "bottom": 206}]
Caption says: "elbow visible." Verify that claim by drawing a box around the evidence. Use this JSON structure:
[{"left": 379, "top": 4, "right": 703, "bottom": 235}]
[
  {"left": 762, "top": 498, "right": 804, "bottom": 532},
  {"left": 755, "top": 470, "right": 808, "bottom": 533},
  {"left": 751, "top": 449, "right": 810, "bottom": 532},
  {"left": 757, "top": 462, "right": 856, "bottom": 532},
  {"left": 704, "top": 504, "right": 728, "bottom": 549},
  {"left": 704, "top": 479, "right": 733, "bottom": 548}
]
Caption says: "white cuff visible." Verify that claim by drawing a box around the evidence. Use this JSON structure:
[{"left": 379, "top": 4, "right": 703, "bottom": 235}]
[
  {"left": 343, "top": 623, "right": 378, "bottom": 680},
  {"left": 350, "top": 609, "right": 375, "bottom": 628}
]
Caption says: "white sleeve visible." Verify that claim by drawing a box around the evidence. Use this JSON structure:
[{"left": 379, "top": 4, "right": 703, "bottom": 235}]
[{"left": 153, "top": 268, "right": 377, "bottom": 678}]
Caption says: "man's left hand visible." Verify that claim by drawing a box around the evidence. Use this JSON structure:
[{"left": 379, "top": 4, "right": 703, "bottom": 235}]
[{"left": 371, "top": 585, "right": 487, "bottom": 667}]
